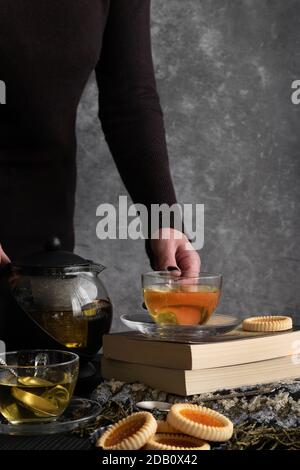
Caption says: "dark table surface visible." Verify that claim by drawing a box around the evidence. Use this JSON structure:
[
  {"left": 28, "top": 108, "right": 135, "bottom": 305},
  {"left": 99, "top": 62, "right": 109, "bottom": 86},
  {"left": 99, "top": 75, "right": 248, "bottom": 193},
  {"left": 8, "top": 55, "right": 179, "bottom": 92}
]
[{"left": 2, "top": 360, "right": 300, "bottom": 450}]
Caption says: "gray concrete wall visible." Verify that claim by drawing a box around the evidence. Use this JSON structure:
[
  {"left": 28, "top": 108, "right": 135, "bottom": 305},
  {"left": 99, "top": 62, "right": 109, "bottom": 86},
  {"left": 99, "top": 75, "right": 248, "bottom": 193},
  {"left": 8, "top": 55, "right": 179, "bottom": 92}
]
[{"left": 75, "top": 0, "right": 300, "bottom": 331}]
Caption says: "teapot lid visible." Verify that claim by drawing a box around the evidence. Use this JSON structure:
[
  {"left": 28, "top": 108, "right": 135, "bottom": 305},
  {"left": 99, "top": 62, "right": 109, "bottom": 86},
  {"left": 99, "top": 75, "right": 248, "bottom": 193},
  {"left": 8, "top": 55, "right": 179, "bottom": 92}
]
[{"left": 12, "top": 238, "right": 104, "bottom": 274}]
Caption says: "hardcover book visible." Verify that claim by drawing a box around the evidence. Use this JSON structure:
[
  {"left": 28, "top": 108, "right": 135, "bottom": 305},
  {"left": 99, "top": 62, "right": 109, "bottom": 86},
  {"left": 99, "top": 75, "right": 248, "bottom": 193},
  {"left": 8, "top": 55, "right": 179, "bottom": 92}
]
[{"left": 103, "top": 328, "right": 300, "bottom": 370}]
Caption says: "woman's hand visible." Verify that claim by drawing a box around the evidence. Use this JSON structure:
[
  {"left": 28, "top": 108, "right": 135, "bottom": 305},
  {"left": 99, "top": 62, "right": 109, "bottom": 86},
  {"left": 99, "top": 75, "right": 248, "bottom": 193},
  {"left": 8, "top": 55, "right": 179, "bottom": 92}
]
[
  {"left": 150, "top": 228, "right": 201, "bottom": 276},
  {"left": 0, "top": 244, "right": 10, "bottom": 266}
]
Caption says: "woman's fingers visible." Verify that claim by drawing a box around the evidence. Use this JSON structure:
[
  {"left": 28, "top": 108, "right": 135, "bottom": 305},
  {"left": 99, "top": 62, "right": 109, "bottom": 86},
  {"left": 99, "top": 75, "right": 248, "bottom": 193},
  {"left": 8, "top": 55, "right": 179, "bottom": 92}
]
[
  {"left": 150, "top": 228, "right": 200, "bottom": 275},
  {"left": 175, "top": 241, "right": 201, "bottom": 276},
  {"left": 0, "top": 244, "right": 10, "bottom": 265}
]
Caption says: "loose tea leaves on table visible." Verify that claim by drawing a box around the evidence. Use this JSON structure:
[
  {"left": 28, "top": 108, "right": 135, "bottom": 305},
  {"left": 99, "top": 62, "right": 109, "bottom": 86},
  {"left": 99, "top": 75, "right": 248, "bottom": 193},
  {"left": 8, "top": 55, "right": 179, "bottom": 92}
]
[
  {"left": 224, "top": 422, "right": 300, "bottom": 450},
  {"left": 83, "top": 379, "right": 300, "bottom": 449}
]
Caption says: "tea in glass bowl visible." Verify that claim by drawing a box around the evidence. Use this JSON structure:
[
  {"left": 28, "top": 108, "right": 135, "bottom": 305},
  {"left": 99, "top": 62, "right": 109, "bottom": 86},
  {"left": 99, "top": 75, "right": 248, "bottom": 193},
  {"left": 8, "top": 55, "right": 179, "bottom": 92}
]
[
  {"left": 0, "top": 350, "right": 79, "bottom": 424},
  {"left": 142, "top": 272, "right": 222, "bottom": 326}
]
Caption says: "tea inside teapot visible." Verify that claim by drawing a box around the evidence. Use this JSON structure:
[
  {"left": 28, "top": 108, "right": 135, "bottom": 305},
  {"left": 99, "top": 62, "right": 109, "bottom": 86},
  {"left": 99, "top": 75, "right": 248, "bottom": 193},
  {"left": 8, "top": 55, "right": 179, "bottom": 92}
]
[{"left": 28, "top": 298, "right": 112, "bottom": 350}]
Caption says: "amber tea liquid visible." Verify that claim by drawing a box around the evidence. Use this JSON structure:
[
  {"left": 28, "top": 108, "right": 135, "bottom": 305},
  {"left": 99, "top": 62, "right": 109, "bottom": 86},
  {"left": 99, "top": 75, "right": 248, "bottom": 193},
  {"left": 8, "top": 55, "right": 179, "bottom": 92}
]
[
  {"left": 29, "top": 299, "right": 112, "bottom": 354},
  {"left": 143, "top": 285, "right": 221, "bottom": 325},
  {"left": 0, "top": 373, "right": 75, "bottom": 423}
]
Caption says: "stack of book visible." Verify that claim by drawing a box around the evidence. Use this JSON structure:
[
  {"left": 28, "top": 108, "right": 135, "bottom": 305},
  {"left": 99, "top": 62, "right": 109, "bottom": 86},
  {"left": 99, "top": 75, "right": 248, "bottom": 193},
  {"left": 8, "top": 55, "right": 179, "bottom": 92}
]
[{"left": 102, "top": 327, "right": 300, "bottom": 396}]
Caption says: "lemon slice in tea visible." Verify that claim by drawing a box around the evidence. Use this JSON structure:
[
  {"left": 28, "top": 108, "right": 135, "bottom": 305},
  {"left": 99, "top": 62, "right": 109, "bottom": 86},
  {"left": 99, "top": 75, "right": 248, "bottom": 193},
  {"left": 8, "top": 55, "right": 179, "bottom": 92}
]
[
  {"left": 11, "top": 387, "right": 59, "bottom": 417},
  {"left": 155, "top": 312, "right": 178, "bottom": 325},
  {"left": 42, "top": 385, "right": 69, "bottom": 409},
  {"left": 0, "top": 402, "right": 23, "bottom": 422},
  {"left": 17, "top": 376, "right": 54, "bottom": 387}
]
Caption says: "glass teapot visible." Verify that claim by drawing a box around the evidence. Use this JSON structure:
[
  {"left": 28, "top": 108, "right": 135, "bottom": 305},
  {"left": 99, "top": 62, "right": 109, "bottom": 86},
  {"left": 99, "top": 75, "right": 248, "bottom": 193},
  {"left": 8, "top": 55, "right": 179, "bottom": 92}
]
[{"left": 4, "top": 238, "right": 112, "bottom": 357}]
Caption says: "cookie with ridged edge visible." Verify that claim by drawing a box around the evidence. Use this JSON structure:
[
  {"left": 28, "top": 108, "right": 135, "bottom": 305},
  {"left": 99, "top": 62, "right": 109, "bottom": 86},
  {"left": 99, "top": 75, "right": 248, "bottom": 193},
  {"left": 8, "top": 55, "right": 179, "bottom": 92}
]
[
  {"left": 156, "top": 420, "right": 178, "bottom": 434},
  {"left": 242, "top": 315, "right": 292, "bottom": 332},
  {"left": 145, "top": 433, "right": 210, "bottom": 450},
  {"left": 167, "top": 404, "right": 233, "bottom": 442},
  {"left": 97, "top": 412, "right": 157, "bottom": 450}
]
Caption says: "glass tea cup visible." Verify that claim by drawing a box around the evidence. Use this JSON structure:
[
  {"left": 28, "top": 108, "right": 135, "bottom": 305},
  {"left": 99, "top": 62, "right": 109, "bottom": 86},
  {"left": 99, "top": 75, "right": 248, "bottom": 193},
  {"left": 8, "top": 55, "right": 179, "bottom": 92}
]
[
  {"left": 0, "top": 350, "right": 79, "bottom": 424},
  {"left": 142, "top": 271, "right": 222, "bottom": 326}
]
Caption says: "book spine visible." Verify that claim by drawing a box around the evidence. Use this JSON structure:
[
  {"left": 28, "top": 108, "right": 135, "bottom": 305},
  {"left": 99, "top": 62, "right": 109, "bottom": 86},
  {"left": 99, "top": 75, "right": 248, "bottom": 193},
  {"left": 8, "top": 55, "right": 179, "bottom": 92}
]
[
  {"left": 103, "top": 336, "right": 192, "bottom": 370},
  {"left": 101, "top": 357, "right": 187, "bottom": 396}
]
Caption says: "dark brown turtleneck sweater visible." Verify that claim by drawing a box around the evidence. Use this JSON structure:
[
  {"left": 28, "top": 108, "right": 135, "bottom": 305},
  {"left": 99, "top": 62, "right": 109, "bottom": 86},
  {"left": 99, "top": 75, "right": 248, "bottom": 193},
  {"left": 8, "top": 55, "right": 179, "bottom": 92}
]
[{"left": 0, "top": 0, "right": 177, "bottom": 259}]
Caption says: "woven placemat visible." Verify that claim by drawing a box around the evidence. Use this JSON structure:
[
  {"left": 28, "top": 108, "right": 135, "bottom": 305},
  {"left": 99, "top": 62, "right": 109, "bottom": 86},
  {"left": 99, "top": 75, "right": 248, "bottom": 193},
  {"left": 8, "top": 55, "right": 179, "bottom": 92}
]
[{"left": 0, "top": 434, "right": 92, "bottom": 450}]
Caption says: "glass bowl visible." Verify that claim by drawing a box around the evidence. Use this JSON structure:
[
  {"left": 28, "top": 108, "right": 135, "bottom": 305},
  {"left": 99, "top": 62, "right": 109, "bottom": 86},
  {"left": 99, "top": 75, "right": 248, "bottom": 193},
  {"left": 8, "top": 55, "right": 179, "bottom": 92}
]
[
  {"left": 0, "top": 350, "right": 79, "bottom": 424},
  {"left": 142, "top": 271, "right": 222, "bottom": 326}
]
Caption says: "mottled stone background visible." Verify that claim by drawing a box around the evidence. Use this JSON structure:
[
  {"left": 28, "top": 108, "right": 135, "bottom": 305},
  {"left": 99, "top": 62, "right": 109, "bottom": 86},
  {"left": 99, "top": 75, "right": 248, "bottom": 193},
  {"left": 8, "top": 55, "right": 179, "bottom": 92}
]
[{"left": 75, "top": 0, "right": 300, "bottom": 330}]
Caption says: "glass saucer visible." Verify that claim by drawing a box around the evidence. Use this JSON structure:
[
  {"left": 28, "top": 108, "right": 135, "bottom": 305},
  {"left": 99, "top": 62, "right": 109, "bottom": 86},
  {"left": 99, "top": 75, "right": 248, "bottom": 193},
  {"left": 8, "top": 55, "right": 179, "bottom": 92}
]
[
  {"left": 0, "top": 397, "right": 101, "bottom": 436},
  {"left": 121, "top": 313, "right": 239, "bottom": 343}
]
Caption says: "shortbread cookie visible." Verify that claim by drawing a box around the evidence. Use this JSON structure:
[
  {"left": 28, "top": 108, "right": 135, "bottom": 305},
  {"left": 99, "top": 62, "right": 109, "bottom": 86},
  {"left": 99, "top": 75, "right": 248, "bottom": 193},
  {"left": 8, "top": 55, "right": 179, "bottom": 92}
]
[
  {"left": 97, "top": 412, "right": 157, "bottom": 450},
  {"left": 145, "top": 433, "right": 210, "bottom": 450},
  {"left": 242, "top": 315, "right": 292, "bottom": 332},
  {"left": 167, "top": 404, "right": 233, "bottom": 442}
]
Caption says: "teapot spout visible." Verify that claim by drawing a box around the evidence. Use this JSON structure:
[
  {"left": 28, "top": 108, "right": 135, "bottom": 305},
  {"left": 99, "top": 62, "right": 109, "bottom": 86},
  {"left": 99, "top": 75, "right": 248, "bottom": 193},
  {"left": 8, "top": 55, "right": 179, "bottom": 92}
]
[{"left": 92, "top": 263, "right": 106, "bottom": 274}]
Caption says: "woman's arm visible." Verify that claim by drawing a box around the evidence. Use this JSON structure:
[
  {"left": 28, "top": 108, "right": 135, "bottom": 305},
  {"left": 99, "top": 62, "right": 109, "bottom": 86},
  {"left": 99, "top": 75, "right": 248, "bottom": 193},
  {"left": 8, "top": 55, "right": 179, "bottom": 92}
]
[
  {"left": 95, "top": 0, "right": 200, "bottom": 273},
  {"left": 95, "top": 0, "right": 176, "bottom": 213}
]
